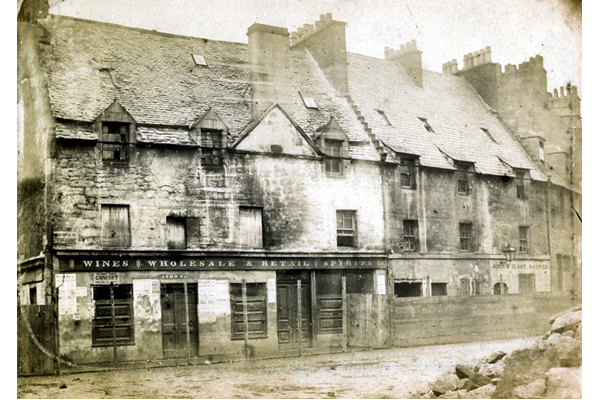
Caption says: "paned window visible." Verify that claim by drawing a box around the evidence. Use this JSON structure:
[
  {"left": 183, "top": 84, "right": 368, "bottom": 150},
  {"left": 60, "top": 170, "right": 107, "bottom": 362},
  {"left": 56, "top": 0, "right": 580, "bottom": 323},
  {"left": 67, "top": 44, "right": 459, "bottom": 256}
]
[
  {"left": 515, "top": 170, "right": 527, "bottom": 199},
  {"left": 459, "top": 222, "right": 473, "bottom": 252},
  {"left": 200, "top": 129, "right": 223, "bottom": 165},
  {"left": 455, "top": 162, "right": 472, "bottom": 194},
  {"left": 519, "top": 226, "right": 529, "bottom": 253},
  {"left": 102, "top": 122, "right": 130, "bottom": 162},
  {"left": 336, "top": 210, "right": 356, "bottom": 247},
  {"left": 324, "top": 139, "right": 343, "bottom": 174},
  {"left": 400, "top": 156, "right": 417, "bottom": 189},
  {"left": 403, "top": 220, "right": 419, "bottom": 252}
]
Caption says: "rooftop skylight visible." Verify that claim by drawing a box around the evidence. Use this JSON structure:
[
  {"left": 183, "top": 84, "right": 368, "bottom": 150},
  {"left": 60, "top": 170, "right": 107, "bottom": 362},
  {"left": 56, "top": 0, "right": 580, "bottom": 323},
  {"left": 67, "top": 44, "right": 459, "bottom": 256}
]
[
  {"left": 418, "top": 117, "right": 434, "bottom": 132},
  {"left": 192, "top": 54, "right": 208, "bottom": 66}
]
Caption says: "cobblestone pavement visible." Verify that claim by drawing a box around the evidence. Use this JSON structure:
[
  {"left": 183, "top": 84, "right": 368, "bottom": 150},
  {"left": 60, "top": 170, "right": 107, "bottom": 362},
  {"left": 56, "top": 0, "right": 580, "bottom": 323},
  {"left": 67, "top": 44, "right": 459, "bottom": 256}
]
[{"left": 17, "top": 337, "right": 537, "bottom": 399}]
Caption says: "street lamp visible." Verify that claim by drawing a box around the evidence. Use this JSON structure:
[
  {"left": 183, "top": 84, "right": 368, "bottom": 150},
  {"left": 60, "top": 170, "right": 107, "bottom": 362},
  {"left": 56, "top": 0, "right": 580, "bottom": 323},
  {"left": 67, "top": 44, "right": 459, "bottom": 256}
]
[{"left": 502, "top": 244, "right": 516, "bottom": 262}]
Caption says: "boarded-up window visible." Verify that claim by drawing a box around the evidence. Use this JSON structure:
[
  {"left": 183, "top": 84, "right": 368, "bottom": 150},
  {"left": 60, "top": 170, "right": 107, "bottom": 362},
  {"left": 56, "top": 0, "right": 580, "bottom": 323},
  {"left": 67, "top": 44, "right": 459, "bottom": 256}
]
[
  {"left": 102, "top": 205, "right": 131, "bottom": 248},
  {"left": 92, "top": 285, "right": 134, "bottom": 347},
  {"left": 238, "top": 207, "right": 263, "bottom": 247},
  {"left": 230, "top": 282, "right": 267, "bottom": 339},
  {"left": 167, "top": 217, "right": 186, "bottom": 249},
  {"left": 315, "top": 272, "right": 343, "bottom": 334}
]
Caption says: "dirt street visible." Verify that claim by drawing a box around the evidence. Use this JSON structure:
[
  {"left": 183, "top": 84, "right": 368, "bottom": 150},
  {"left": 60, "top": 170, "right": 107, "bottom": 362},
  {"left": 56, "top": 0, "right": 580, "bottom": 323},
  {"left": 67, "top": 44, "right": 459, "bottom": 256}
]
[{"left": 17, "top": 337, "right": 537, "bottom": 399}]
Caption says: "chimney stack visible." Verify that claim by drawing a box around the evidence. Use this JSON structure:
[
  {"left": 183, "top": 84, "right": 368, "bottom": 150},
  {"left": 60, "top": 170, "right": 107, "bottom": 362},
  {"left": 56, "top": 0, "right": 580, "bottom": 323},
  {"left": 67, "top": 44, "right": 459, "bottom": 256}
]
[
  {"left": 385, "top": 40, "right": 423, "bottom": 87},
  {"left": 290, "top": 14, "right": 349, "bottom": 96},
  {"left": 247, "top": 23, "right": 292, "bottom": 119}
]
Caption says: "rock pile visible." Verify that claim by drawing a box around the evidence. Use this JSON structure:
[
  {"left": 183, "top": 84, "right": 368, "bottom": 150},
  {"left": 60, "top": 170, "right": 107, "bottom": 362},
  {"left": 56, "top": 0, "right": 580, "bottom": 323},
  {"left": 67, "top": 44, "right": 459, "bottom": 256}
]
[{"left": 419, "top": 305, "right": 582, "bottom": 399}]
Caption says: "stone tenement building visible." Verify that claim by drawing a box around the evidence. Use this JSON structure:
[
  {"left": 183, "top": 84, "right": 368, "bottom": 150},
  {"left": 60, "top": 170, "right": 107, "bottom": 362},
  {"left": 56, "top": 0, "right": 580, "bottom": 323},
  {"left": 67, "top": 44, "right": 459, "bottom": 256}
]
[{"left": 18, "top": 9, "right": 581, "bottom": 365}]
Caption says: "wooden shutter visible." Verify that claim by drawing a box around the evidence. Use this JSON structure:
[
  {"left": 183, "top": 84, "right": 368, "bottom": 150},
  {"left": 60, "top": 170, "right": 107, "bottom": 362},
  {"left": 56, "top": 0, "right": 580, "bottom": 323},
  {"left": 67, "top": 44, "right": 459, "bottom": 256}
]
[
  {"left": 102, "top": 205, "right": 131, "bottom": 248},
  {"left": 239, "top": 208, "right": 263, "bottom": 247},
  {"left": 167, "top": 217, "right": 186, "bottom": 249}
]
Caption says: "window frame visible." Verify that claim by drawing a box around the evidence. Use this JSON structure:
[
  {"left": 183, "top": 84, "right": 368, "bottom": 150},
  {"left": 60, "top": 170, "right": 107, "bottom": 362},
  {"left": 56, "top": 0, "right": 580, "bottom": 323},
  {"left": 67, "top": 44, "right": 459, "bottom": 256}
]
[
  {"left": 324, "top": 139, "right": 343, "bottom": 174},
  {"left": 455, "top": 162, "right": 471, "bottom": 195},
  {"left": 399, "top": 156, "right": 417, "bottom": 189},
  {"left": 336, "top": 210, "right": 357, "bottom": 248},
  {"left": 229, "top": 282, "right": 268, "bottom": 340},
  {"left": 519, "top": 226, "right": 529, "bottom": 253},
  {"left": 200, "top": 129, "right": 224, "bottom": 165},
  {"left": 92, "top": 284, "right": 135, "bottom": 347},
  {"left": 515, "top": 169, "right": 528, "bottom": 200},
  {"left": 459, "top": 222, "right": 473, "bottom": 252},
  {"left": 402, "top": 219, "right": 419, "bottom": 252},
  {"left": 394, "top": 281, "right": 423, "bottom": 298},
  {"left": 101, "top": 122, "right": 131, "bottom": 163}
]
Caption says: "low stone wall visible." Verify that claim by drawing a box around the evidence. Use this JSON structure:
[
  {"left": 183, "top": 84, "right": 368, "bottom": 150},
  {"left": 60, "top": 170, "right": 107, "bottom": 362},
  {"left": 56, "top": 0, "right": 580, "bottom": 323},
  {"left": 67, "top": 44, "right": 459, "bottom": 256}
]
[{"left": 391, "top": 292, "right": 575, "bottom": 348}]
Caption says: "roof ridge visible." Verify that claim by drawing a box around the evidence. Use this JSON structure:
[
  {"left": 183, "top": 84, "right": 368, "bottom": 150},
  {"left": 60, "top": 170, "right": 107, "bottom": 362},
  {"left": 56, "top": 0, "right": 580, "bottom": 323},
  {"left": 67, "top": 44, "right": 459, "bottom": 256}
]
[{"left": 46, "top": 13, "right": 248, "bottom": 46}]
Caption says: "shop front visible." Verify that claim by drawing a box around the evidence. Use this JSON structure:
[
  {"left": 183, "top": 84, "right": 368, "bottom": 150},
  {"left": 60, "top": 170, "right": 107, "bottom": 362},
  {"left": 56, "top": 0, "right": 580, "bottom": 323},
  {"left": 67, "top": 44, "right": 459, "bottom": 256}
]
[{"left": 54, "top": 252, "right": 388, "bottom": 364}]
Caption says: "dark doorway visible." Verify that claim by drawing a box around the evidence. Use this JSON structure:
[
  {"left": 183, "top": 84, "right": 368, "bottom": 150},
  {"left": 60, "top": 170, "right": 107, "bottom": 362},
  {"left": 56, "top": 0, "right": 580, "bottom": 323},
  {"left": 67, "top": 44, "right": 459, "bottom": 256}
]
[{"left": 161, "top": 283, "right": 199, "bottom": 359}]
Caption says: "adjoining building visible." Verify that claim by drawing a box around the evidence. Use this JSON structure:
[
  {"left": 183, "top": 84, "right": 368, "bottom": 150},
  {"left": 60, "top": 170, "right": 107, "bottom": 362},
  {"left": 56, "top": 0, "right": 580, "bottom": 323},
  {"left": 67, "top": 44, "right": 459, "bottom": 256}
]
[{"left": 18, "top": 4, "right": 581, "bottom": 366}]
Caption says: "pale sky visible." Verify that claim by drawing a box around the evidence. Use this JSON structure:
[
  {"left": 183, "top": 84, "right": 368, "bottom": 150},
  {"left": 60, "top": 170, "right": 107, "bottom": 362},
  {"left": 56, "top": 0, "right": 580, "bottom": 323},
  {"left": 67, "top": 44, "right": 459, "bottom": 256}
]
[{"left": 48, "top": 0, "right": 582, "bottom": 95}]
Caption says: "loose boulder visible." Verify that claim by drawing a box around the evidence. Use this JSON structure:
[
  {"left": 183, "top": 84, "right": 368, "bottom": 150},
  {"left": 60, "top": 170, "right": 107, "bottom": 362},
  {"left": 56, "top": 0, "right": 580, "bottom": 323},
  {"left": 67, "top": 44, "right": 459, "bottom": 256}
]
[
  {"left": 486, "top": 351, "right": 507, "bottom": 364},
  {"left": 550, "top": 310, "right": 582, "bottom": 334},
  {"left": 430, "top": 373, "right": 460, "bottom": 396},
  {"left": 455, "top": 364, "right": 474, "bottom": 379}
]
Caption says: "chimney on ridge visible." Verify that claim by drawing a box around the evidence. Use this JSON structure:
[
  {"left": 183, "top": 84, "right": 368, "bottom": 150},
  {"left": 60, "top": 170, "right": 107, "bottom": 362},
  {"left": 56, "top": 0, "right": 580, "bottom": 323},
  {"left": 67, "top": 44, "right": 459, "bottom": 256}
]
[
  {"left": 247, "top": 23, "right": 292, "bottom": 120},
  {"left": 385, "top": 40, "right": 423, "bottom": 88}
]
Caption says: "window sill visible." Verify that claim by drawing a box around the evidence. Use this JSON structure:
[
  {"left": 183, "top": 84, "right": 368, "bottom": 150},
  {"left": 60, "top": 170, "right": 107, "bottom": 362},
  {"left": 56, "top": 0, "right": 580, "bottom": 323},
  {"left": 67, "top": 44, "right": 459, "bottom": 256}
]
[
  {"left": 325, "top": 172, "right": 345, "bottom": 178},
  {"left": 230, "top": 334, "right": 268, "bottom": 341}
]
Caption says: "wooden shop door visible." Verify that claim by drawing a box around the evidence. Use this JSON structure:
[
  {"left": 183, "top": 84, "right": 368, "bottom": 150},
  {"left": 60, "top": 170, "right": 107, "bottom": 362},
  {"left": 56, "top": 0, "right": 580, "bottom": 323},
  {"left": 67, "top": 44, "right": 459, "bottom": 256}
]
[{"left": 161, "top": 283, "right": 199, "bottom": 359}]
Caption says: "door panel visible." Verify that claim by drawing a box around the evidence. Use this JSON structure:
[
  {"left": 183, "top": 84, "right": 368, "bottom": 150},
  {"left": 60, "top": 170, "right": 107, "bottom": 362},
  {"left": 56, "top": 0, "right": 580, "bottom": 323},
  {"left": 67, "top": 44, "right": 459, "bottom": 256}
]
[
  {"left": 276, "top": 279, "right": 312, "bottom": 350},
  {"left": 161, "top": 283, "right": 199, "bottom": 358},
  {"left": 518, "top": 274, "right": 535, "bottom": 295}
]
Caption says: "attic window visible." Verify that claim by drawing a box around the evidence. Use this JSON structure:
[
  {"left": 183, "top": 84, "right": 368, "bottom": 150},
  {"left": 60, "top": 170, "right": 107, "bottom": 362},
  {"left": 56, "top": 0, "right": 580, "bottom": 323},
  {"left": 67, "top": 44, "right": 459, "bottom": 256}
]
[
  {"left": 480, "top": 127, "right": 497, "bottom": 143},
  {"left": 192, "top": 54, "right": 208, "bottom": 66},
  {"left": 418, "top": 117, "right": 434, "bottom": 132},
  {"left": 299, "top": 92, "right": 318, "bottom": 109},
  {"left": 376, "top": 110, "right": 392, "bottom": 126}
]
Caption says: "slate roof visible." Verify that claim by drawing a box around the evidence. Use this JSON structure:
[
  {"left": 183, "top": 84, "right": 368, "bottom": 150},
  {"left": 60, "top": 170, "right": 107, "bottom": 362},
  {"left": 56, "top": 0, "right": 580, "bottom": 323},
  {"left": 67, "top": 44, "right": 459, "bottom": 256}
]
[
  {"left": 40, "top": 15, "right": 381, "bottom": 161},
  {"left": 345, "top": 53, "right": 547, "bottom": 180},
  {"left": 40, "top": 15, "right": 548, "bottom": 174}
]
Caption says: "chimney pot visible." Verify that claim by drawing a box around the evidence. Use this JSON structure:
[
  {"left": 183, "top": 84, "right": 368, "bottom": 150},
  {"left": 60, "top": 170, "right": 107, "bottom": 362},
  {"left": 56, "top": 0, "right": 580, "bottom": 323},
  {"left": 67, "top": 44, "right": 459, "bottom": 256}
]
[
  {"left": 560, "top": 87, "right": 564, "bottom": 97},
  {"left": 553, "top": 88, "right": 558, "bottom": 97},
  {"left": 325, "top": 13, "right": 332, "bottom": 22},
  {"left": 320, "top": 14, "right": 327, "bottom": 22}
]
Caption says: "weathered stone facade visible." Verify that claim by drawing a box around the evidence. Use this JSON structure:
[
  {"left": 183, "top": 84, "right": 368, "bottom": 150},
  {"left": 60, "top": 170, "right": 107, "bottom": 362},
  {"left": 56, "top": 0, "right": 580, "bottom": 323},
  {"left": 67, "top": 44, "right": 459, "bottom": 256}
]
[{"left": 17, "top": 5, "right": 580, "bottom": 366}]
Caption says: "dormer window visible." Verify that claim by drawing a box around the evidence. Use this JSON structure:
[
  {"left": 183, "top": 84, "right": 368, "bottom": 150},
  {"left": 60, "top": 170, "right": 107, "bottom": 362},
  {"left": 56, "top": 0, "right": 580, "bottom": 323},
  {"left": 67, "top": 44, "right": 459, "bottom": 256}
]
[
  {"left": 455, "top": 162, "right": 473, "bottom": 194},
  {"left": 324, "top": 139, "right": 343, "bottom": 174},
  {"left": 399, "top": 155, "right": 417, "bottom": 189},
  {"left": 95, "top": 100, "right": 136, "bottom": 164},
  {"left": 102, "top": 122, "right": 131, "bottom": 162},
  {"left": 191, "top": 109, "right": 229, "bottom": 166},
  {"left": 514, "top": 169, "right": 529, "bottom": 199},
  {"left": 315, "top": 117, "right": 349, "bottom": 176}
]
